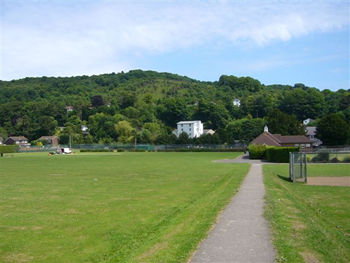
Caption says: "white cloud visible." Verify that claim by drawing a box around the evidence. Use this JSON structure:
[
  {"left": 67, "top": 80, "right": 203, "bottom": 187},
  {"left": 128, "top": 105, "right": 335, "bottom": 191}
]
[{"left": 1, "top": 0, "right": 349, "bottom": 79}]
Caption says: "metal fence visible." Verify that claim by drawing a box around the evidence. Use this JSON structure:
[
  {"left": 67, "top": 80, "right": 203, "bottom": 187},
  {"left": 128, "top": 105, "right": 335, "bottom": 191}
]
[
  {"left": 289, "top": 151, "right": 350, "bottom": 183},
  {"left": 306, "top": 151, "right": 350, "bottom": 163},
  {"left": 289, "top": 152, "right": 307, "bottom": 183},
  {"left": 19, "top": 143, "right": 245, "bottom": 152}
]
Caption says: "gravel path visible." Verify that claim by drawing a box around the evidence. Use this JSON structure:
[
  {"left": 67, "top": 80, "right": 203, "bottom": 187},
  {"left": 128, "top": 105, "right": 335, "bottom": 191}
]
[{"left": 190, "top": 164, "right": 275, "bottom": 263}]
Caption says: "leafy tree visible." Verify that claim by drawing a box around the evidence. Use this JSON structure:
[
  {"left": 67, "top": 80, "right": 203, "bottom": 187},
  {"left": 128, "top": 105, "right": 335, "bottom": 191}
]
[
  {"left": 266, "top": 109, "right": 305, "bottom": 135},
  {"left": 280, "top": 88, "right": 325, "bottom": 119},
  {"left": 316, "top": 114, "right": 350, "bottom": 145},
  {"left": 176, "top": 132, "right": 191, "bottom": 144},
  {"left": 225, "top": 118, "right": 265, "bottom": 143},
  {"left": 115, "top": 120, "right": 134, "bottom": 143},
  {"left": 157, "top": 98, "right": 188, "bottom": 127},
  {"left": 91, "top": 95, "right": 105, "bottom": 107},
  {"left": 89, "top": 113, "right": 117, "bottom": 142}
]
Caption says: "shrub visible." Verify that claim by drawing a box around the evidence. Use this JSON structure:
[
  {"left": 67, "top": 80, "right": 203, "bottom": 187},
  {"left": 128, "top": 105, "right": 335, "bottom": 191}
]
[
  {"left": 343, "top": 156, "right": 350, "bottom": 163},
  {"left": 0, "top": 145, "right": 19, "bottom": 156},
  {"left": 313, "top": 152, "right": 330, "bottom": 163},
  {"left": 265, "top": 147, "right": 299, "bottom": 163},
  {"left": 248, "top": 144, "right": 268, "bottom": 159}
]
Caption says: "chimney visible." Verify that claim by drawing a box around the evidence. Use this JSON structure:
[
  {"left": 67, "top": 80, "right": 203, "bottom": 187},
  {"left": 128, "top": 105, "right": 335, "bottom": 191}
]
[{"left": 264, "top": 125, "right": 269, "bottom": 133}]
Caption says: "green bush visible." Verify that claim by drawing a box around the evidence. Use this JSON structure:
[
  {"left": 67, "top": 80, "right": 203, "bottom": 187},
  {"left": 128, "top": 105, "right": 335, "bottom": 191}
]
[
  {"left": 343, "top": 156, "right": 350, "bottom": 163},
  {"left": 248, "top": 144, "right": 268, "bottom": 159},
  {"left": 311, "top": 152, "right": 330, "bottom": 163},
  {"left": 265, "top": 147, "right": 299, "bottom": 163},
  {"left": 0, "top": 145, "right": 19, "bottom": 155}
]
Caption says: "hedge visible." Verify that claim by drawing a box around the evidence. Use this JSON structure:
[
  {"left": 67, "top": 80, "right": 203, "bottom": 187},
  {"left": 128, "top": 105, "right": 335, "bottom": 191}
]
[
  {"left": 265, "top": 147, "right": 299, "bottom": 163},
  {"left": 248, "top": 144, "right": 268, "bottom": 159},
  {"left": 0, "top": 145, "right": 19, "bottom": 155}
]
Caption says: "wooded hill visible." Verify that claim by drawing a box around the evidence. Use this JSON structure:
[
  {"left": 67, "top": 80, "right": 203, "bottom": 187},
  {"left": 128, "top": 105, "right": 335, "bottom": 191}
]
[{"left": 0, "top": 70, "right": 349, "bottom": 145}]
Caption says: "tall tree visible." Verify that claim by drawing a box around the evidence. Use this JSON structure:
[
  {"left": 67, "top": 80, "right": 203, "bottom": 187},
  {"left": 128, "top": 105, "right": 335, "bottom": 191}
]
[
  {"left": 316, "top": 114, "right": 350, "bottom": 145},
  {"left": 266, "top": 109, "right": 305, "bottom": 135}
]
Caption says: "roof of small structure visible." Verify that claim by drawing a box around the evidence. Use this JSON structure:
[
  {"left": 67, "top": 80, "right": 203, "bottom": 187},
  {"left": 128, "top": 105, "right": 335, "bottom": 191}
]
[
  {"left": 7, "top": 136, "right": 28, "bottom": 141},
  {"left": 251, "top": 131, "right": 311, "bottom": 146},
  {"left": 177, "top": 120, "right": 202, "bottom": 124},
  {"left": 39, "top": 136, "right": 58, "bottom": 140}
]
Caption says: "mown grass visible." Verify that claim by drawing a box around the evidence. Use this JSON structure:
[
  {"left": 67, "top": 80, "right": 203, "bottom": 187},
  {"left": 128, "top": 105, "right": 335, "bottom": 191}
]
[
  {"left": 264, "top": 164, "right": 350, "bottom": 263},
  {"left": 307, "top": 164, "right": 350, "bottom": 177},
  {"left": 0, "top": 152, "right": 248, "bottom": 262}
]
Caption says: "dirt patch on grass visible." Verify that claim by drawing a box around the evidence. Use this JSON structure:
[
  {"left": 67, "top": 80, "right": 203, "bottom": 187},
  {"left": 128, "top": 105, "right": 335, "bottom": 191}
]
[
  {"left": 300, "top": 251, "right": 320, "bottom": 263},
  {"left": 138, "top": 241, "right": 169, "bottom": 262},
  {"left": 4, "top": 253, "right": 34, "bottom": 263},
  {"left": 292, "top": 221, "right": 306, "bottom": 231},
  {"left": 307, "top": 177, "right": 350, "bottom": 187}
]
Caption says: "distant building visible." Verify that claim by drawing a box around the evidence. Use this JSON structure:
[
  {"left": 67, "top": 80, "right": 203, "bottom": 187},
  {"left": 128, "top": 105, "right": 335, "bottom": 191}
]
[
  {"left": 203, "top": 129, "right": 215, "bottom": 136},
  {"left": 305, "top": 126, "right": 322, "bottom": 147},
  {"left": 6, "top": 136, "right": 30, "bottom": 147},
  {"left": 66, "top": 106, "right": 74, "bottom": 112},
  {"left": 81, "top": 125, "right": 89, "bottom": 134},
  {"left": 233, "top": 98, "right": 241, "bottom": 107},
  {"left": 303, "top": 118, "right": 314, "bottom": 126},
  {"left": 176, "top": 120, "right": 204, "bottom": 138},
  {"left": 38, "top": 136, "right": 59, "bottom": 146},
  {"left": 251, "top": 126, "right": 312, "bottom": 149}
]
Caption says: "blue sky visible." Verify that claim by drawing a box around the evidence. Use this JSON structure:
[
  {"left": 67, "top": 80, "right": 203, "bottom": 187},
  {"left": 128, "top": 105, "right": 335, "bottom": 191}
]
[{"left": 1, "top": 0, "right": 349, "bottom": 91}]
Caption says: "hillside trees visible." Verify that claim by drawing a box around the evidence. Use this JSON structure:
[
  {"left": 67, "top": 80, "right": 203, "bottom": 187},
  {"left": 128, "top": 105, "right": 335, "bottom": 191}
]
[
  {"left": 316, "top": 114, "right": 350, "bottom": 145},
  {"left": 279, "top": 88, "right": 326, "bottom": 119},
  {"left": 0, "top": 70, "right": 348, "bottom": 144},
  {"left": 225, "top": 118, "right": 265, "bottom": 143},
  {"left": 266, "top": 109, "right": 305, "bottom": 135}
]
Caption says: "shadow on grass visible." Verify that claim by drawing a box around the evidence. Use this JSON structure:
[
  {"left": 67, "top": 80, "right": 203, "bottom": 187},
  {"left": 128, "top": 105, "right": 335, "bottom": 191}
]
[{"left": 277, "top": 174, "right": 292, "bottom": 182}]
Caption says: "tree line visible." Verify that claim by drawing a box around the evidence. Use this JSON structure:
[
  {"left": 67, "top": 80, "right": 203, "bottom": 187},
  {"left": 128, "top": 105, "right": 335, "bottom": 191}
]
[{"left": 0, "top": 70, "right": 349, "bottom": 145}]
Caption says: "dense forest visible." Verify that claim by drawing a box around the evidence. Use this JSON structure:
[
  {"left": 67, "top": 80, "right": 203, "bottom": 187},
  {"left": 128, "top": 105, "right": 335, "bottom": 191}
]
[{"left": 0, "top": 70, "right": 349, "bottom": 145}]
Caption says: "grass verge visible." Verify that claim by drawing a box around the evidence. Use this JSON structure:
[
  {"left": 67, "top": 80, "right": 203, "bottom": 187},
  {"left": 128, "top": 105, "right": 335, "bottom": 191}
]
[
  {"left": 264, "top": 164, "right": 350, "bottom": 263},
  {"left": 307, "top": 164, "right": 350, "bottom": 177}
]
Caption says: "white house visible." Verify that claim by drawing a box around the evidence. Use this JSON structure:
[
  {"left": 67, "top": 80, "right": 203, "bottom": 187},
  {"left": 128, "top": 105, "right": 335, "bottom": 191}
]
[
  {"left": 176, "top": 120, "right": 204, "bottom": 138},
  {"left": 303, "top": 118, "right": 314, "bottom": 126},
  {"left": 233, "top": 98, "right": 241, "bottom": 107},
  {"left": 81, "top": 125, "right": 89, "bottom": 134}
]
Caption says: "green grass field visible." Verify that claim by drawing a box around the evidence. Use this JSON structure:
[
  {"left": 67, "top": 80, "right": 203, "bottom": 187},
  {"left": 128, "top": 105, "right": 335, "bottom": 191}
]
[
  {"left": 307, "top": 164, "right": 350, "bottom": 177},
  {"left": 264, "top": 164, "right": 350, "bottom": 263},
  {"left": 0, "top": 152, "right": 248, "bottom": 263}
]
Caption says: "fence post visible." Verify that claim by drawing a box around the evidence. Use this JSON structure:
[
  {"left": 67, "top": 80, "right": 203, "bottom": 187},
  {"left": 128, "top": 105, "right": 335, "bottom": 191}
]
[
  {"left": 290, "top": 152, "right": 295, "bottom": 182},
  {"left": 304, "top": 153, "right": 307, "bottom": 183}
]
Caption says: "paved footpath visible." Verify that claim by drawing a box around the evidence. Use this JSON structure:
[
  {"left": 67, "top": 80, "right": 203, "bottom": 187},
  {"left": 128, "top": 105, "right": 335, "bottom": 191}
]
[{"left": 190, "top": 164, "right": 275, "bottom": 263}]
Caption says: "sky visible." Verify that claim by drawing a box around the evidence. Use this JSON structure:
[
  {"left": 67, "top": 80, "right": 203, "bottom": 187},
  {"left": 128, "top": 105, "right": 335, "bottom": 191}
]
[{"left": 1, "top": 0, "right": 349, "bottom": 91}]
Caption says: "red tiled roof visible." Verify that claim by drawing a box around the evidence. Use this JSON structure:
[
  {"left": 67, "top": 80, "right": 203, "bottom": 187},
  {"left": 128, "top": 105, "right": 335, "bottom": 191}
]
[
  {"left": 251, "top": 132, "right": 311, "bottom": 146},
  {"left": 279, "top": 135, "right": 312, "bottom": 144},
  {"left": 251, "top": 132, "right": 281, "bottom": 146},
  {"left": 7, "top": 136, "right": 28, "bottom": 141}
]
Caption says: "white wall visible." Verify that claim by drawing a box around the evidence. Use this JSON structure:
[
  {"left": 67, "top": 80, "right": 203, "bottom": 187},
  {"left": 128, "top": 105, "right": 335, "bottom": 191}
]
[{"left": 177, "top": 121, "right": 203, "bottom": 138}]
